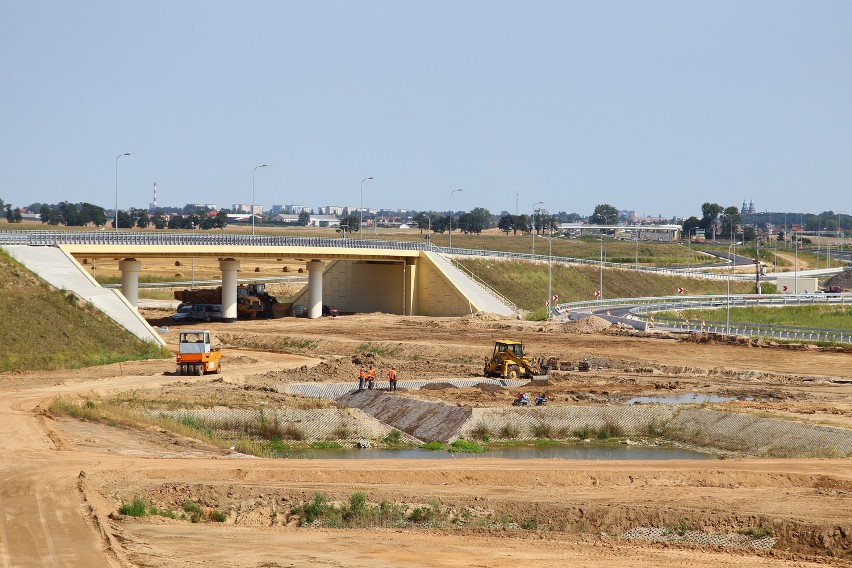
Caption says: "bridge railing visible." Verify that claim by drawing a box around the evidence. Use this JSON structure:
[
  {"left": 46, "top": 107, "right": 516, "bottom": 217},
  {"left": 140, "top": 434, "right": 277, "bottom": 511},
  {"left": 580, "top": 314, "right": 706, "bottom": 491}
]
[{"left": 0, "top": 229, "right": 826, "bottom": 281}]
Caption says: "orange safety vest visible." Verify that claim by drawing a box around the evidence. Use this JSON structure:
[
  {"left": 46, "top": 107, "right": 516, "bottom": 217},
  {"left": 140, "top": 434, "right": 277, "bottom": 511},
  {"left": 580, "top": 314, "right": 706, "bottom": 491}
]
[
  {"left": 359, "top": 368, "right": 366, "bottom": 379},
  {"left": 388, "top": 369, "right": 397, "bottom": 381},
  {"left": 366, "top": 368, "right": 375, "bottom": 379}
]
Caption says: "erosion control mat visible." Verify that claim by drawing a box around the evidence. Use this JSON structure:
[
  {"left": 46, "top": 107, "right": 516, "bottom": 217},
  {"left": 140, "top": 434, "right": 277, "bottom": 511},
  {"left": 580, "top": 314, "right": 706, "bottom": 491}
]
[{"left": 337, "top": 389, "right": 472, "bottom": 443}]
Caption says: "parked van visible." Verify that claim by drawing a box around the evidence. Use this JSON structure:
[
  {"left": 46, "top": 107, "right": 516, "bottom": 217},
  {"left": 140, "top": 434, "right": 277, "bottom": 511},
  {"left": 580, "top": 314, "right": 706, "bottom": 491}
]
[
  {"left": 171, "top": 304, "right": 193, "bottom": 321},
  {"left": 189, "top": 304, "right": 223, "bottom": 322}
]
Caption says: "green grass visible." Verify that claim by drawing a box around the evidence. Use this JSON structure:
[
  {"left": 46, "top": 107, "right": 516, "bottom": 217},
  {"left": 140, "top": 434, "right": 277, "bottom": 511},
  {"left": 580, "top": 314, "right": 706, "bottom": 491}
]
[
  {"left": 655, "top": 304, "right": 852, "bottom": 329},
  {"left": 456, "top": 257, "right": 761, "bottom": 310},
  {"left": 0, "top": 250, "right": 171, "bottom": 371},
  {"left": 357, "top": 342, "right": 402, "bottom": 357}
]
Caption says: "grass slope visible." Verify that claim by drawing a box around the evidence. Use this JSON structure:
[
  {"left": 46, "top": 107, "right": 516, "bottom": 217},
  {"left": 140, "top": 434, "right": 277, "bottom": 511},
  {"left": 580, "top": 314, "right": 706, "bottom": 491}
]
[
  {"left": 457, "top": 257, "right": 765, "bottom": 312},
  {"left": 656, "top": 304, "right": 852, "bottom": 329},
  {"left": 0, "top": 250, "right": 170, "bottom": 371}
]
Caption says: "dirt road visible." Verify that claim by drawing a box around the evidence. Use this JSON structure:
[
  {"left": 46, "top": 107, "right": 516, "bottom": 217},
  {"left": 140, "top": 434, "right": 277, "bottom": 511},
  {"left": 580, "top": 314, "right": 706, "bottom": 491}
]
[{"left": 1, "top": 313, "right": 850, "bottom": 567}]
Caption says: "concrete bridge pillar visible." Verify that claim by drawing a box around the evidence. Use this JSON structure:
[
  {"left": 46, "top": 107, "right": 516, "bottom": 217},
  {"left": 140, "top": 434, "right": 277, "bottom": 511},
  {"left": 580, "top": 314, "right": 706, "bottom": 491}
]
[
  {"left": 219, "top": 258, "right": 240, "bottom": 322},
  {"left": 307, "top": 260, "right": 324, "bottom": 319},
  {"left": 118, "top": 259, "right": 142, "bottom": 308}
]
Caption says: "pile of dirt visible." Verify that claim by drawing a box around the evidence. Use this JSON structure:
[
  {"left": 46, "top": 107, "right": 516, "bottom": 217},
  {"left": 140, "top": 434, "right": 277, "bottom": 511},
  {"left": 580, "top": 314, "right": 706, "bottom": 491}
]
[
  {"left": 249, "top": 355, "right": 480, "bottom": 388},
  {"left": 420, "top": 382, "right": 458, "bottom": 390},
  {"left": 561, "top": 316, "right": 613, "bottom": 334},
  {"left": 825, "top": 269, "right": 852, "bottom": 290}
]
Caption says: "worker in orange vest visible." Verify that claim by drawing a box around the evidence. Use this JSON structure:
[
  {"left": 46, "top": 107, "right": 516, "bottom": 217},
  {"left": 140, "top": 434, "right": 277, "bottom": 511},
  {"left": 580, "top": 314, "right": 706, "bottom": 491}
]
[
  {"left": 358, "top": 367, "right": 366, "bottom": 391},
  {"left": 388, "top": 367, "right": 398, "bottom": 391},
  {"left": 366, "top": 365, "right": 376, "bottom": 390}
]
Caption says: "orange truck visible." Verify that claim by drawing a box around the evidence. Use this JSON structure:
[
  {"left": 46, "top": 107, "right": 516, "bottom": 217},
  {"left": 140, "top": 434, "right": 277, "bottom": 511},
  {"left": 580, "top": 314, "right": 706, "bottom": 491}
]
[{"left": 175, "top": 330, "right": 222, "bottom": 376}]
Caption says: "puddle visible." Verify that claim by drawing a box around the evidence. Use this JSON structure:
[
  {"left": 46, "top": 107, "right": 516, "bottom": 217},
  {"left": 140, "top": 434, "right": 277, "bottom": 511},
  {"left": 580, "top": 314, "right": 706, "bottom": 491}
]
[
  {"left": 277, "top": 445, "right": 711, "bottom": 460},
  {"left": 625, "top": 393, "right": 751, "bottom": 405}
]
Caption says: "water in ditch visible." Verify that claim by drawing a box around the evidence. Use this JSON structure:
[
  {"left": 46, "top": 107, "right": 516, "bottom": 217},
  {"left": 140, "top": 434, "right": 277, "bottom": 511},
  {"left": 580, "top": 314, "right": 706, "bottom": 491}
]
[
  {"left": 277, "top": 445, "right": 711, "bottom": 460},
  {"left": 625, "top": 393, "right": 752, "bottom": 405}
]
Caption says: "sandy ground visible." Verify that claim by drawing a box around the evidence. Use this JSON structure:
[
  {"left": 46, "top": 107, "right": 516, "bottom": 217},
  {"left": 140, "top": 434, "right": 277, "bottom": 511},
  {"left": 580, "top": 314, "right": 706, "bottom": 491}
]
[{"left": 1, "top": 312, "right": 851, "bottom": 567}]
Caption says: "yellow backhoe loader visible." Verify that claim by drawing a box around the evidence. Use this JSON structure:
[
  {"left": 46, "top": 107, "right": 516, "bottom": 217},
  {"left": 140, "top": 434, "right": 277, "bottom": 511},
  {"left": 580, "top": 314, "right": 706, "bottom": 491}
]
[{"left": 483, "top": 340, "right": 549, "bottom": 380}]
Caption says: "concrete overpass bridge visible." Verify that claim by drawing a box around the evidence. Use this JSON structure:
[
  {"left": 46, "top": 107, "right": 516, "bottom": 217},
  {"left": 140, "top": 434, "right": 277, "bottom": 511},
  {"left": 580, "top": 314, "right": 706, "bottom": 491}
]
[{"left": 0, "top": 231, "right": 515, "bottom": 333}]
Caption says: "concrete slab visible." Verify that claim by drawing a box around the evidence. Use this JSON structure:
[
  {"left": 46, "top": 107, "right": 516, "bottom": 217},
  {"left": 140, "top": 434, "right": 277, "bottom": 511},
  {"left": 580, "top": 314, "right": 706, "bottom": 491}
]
[{"left": 424, "top": 252, "right": 516, "bottom": 316}]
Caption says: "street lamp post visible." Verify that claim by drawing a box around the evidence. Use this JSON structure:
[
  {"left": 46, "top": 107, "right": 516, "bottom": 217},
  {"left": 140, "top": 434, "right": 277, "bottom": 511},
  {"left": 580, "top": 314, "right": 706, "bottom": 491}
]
[
  {"left": 359, "top": 177, "right": 373, "bottom": 237},
  {"left": 725, "top": 241, "right": 743, "bottom": 335},
  {"left": 114, "top": 152, "right": 131, "bottom": 230},
  {"left": 599, "top": 233, "right": 604, "bottom": 301},
  {"left": 532, "top": 201, "right": 543, "bottom": 256},
  {"left": 794, "top": 232, "right": 798, "bottom": 293},
  {"left": 449, "top": 188, "right": 463, "bottom": 249},
  {"left": 251, "top": 163, "right": 268, "bottom": 236},
  {"left": 424, "top": 215, "right": 432, "bottom": 248},
  {"left": 536, "top": 230, "right": 553, "bottom": 319}
]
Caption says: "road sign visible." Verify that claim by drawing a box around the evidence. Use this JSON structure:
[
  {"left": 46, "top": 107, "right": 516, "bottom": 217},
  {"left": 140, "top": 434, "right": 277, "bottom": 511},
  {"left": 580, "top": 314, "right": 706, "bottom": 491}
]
[
  {"left": 594, "top": 290, "right": 601, "bottom": 298},
  {"left": 677, "top": 287, "right": 684, "bottom": 294},
  {"left": 782, "top": 285, "right": 788, "bottom": 292},
  {"left": 552, "top": 294, "right": 558, "bottom": 302},
  {"left": 545, "top": 299, "right": 550, "bottom": 307}
]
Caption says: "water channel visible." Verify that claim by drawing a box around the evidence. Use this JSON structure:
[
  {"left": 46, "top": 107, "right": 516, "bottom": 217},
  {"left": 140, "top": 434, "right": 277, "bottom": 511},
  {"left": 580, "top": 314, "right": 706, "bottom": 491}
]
[{"left": 278, "top": 445, "right": 711, "bottom": 460}]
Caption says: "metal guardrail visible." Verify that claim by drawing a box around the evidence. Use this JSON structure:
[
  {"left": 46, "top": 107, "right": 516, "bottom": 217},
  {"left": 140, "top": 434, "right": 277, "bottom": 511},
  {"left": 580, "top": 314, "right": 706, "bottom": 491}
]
[
  {"left": 561, "top": 293, "right": 852, "bottom": 343},
  {"left": 447, "top": 257, "right": 521, "bottom": 314}
]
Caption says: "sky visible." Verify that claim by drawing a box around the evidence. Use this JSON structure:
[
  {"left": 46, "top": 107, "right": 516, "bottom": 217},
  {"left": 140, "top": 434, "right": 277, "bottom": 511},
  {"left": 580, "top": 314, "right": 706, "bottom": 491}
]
[{"left": 1, "top": 1, "right": 851, "bottom": 219}]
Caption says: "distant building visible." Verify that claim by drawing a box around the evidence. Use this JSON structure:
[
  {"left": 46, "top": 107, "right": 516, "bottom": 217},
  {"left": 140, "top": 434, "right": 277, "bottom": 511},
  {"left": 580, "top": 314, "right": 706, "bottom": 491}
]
[
  {"left": 322, "top": 205, "right": 346, "bottom": 216},
  {"left": 741, "top": 200, "right": 756, "bottom": 215}
]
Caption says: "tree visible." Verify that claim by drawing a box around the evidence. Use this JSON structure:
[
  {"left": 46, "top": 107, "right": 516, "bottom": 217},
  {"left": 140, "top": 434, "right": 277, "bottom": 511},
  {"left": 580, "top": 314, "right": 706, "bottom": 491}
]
[
  {"left": 682, "top": 216, "right": 701, "bottom": 239},
  {"left": 80, "top": 202, "right": 107, "bottom": 226},
  {"left": 431, "top": 214, "right": 449, "bottom": 234},
  {"left": 0, "top": 197, "right": 5, "bottom": 212},
  {"left": 700, "top": 203, "right": 723, "bottom": 240},
  {"left": 498, "top": 214, "right": 515, "bottom": 234},
  {"left": 5, "top": 205, "right": 13, "bottom": 223},
  {"left": 135, "top": 209, "right": 150, "bottom": 229},
  {"left": 514, "top": 214, "right": 531, "bottom": 235},
  {"left": 213, "top": 211, "right": 228, "bottom": 229},
  {"left": 167, "top": 215, "right": 184, "bottom": 230},
  {"left": 590, "top": 204, "right": 618, "bottom": 225},
  {"left": 115, "top": 210, "right": 133, "bottom": 229},
  {"left": 40, "top": 205, "right": 61, "bottom": 225},
  {"left": 337, "top": 215, "right": 359, "bottom": 234},
  {"left": 720, "top": 206, "right": 741, "bottom": 241},
  {"left": 298, "top": 210, "right": 311, "bottom": 226},
  {"left": 412, "top": 212, "right": 431, "bottom": 234},
  {"left": 152, "top": 212, "right": 168, "bottom": 229},
  {"left": 457, "top": 210, "right": 489, "bottom": 234}
]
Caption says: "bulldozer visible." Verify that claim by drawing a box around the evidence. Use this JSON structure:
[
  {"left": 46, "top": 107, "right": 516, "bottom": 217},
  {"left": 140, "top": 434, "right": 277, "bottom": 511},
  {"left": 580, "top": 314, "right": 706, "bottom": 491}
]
[
  {"left": 483, "top": 340, "right": 549, "bottom": 380},
  {"left": 175, "top": 330, "right": 222, "bottom": 376}
]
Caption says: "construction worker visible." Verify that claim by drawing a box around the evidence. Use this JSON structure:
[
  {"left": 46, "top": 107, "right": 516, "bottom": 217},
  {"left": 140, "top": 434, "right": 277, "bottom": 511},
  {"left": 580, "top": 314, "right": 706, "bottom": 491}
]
[
  {"left": 388, "top": 367, "right": 398, "bottom": 391},
  {"left": 366, "top": 365, "right": 376, "bottom": 390},
  {"left": 358, "top": 367, "right": 366, "bottom": 391}
]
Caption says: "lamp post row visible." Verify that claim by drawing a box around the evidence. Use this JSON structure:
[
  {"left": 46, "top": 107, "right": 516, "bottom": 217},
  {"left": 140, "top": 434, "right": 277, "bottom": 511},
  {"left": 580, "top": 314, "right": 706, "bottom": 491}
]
[{"left": 114, "top": 164, "right": 466, "bottom": 244}]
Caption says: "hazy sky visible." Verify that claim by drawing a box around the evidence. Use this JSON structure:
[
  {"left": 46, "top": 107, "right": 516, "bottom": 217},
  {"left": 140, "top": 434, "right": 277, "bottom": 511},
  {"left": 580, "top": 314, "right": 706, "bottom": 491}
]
[{"left": 2, "top": 1, "right": 850, "bottom": 218}]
